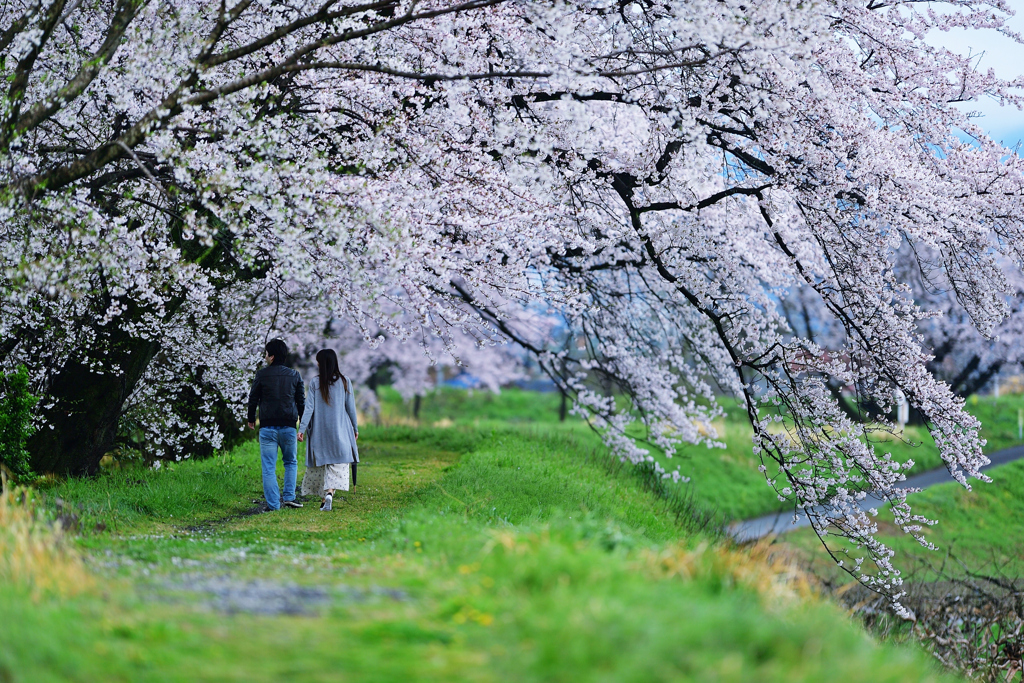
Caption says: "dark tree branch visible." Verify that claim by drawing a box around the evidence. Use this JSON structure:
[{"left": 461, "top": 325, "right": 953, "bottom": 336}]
[
  {"left": 1, "top": 0, "right": 68, "bottom": 148},
  {"left": 8, "top": 0, "right": 140, "bottom": 146}
]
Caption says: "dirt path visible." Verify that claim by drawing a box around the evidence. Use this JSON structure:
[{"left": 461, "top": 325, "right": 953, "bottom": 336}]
[{"left": 105, "top": 441, "right": 462, "bottom": 617}]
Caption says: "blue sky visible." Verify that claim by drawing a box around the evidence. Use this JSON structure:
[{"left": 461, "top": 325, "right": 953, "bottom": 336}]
[{"left": 925, "top": 0, "right": 1024, "bottom": 146}]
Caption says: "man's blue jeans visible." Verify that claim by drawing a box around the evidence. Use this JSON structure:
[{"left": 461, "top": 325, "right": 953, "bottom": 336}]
[{"left": 259, "top": 426, "right": 297, "bottom": 510}]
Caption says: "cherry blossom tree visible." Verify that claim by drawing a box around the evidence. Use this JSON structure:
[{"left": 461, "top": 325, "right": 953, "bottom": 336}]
[
  {"left": 915, "top": 256, "right": 1024, "bottom": 400},
  {"left": 2, "top": 0, "right": 1024, "bottom": 603},
  {"left": 782, "top": 247, "right": 1024, "bottom": 420},
  {"left": 294, "top": 308, "right": 533, "bottom": 418},
  {"left": 330, "top": 320, "right": 527, "bottom": 396}
]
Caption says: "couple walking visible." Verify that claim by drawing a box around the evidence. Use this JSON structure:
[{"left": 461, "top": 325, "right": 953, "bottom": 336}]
[{"left": 246, "top": 339, "right": 359, "bottom": 512}]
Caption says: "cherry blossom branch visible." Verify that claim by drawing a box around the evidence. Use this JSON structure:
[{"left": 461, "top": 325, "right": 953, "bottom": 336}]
[{"left": 6, "top": 0, "right": 140, "bottom": 146}]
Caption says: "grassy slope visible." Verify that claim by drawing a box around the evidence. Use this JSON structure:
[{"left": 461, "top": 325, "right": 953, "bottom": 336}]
[
  {"left": 381, "top": 389, "right": 787, "bottom": 520},
  {"left": 384, "top": 388, "right": 1024, "bottom": 580},
  {"left": 893, "top": 458, "right": 1024, "bottom": 572},
  {"left": 1, "top": 425, "right": 955, "bottom": 682},
  {"left": 381, "top": 388, "right": 1023, "bottom": 521},
  {"left": 783, "top": 458, "right": 1024, "bottom": 581},
  {"left": 765, "top": 395, "right": 1024, "bottom": 580},
  {"left": 882, "top": 459, "right": 1024, "bottom": 578}
]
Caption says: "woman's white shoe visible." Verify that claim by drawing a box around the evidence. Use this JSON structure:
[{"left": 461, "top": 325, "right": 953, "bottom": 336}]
[{"left": 320, "top": 494, "right": 333, "bottom": 511}]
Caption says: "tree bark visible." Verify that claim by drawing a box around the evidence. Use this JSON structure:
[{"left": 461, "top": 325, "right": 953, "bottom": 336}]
[{"left": 27, "top": 329, "right": 160, "bottom": 475}]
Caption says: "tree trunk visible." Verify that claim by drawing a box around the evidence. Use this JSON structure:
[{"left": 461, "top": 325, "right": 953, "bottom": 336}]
[
  {"left": 957, "top": 360, "right": 1003, "bottom": 399},
  {"left": 826, "top": 379, "right": 863, "bottom": 422},
  {"left": 23, "top": 214, "right": 261, "bottom": 476},
  {"left": 948, "top": 355, "right": 982, "bottom": 396},
  {"left": 559, "top": 389, "right": 567, "bottom": 422},
  {"left": 28, "top": 331, "right": 160, "bottom": 475}
]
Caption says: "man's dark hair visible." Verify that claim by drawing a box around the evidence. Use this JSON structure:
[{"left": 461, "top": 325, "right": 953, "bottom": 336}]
[{"left": 265, "top": 338, "right": 288, "bottom": 361}]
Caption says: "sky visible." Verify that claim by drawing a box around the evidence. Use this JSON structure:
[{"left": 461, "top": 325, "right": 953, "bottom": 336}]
[{"left": 924, "top": 0, "right": 1024, "bottom": 146}]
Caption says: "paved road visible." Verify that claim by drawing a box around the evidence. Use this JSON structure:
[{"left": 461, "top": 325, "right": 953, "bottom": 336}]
[{"left": 727, "top": 444, "right": 1024, "bottom": 543}]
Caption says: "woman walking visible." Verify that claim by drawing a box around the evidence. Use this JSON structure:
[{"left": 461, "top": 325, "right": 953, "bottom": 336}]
[{"left": 298, "top": 349, "right": 358, "bottom": 511}]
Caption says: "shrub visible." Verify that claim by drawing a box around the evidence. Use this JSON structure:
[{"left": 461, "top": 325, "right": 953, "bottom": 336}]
[{"left": 0, "top": 366, "right": 36, "bottom": 485}]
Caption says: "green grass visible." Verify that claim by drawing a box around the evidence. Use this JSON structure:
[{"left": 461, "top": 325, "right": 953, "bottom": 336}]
[
  {"left": 386, "top": 388, "right": 1024, "bottom": 581},
  {"left": 783, "top": 458, "right": 1024, "bottom": 582},
  {"left": 758, "top": 395, "right": 1024, "bottom": 582},
  {"left": 379, "top": 386, "right": 570, "bottom": 426},
  {"left": 961, "top": 392, "right": 1024, "bottom": 453},
  {"left": 1, "top": 424, "right": 957, "bottom": 682},
  {"left": 380, "top": 389, "right": 1024, "bottom": 523},
  {"left": 628, "top": 401, "right": 947, "bottom": 522},
  {"left": 882, "top": 458, "right": 1024, "bottom": 578}
]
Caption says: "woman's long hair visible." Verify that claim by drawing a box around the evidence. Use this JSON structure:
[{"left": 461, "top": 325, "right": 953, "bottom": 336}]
[{"left": 315, "top": 349, "right": 347, "bottom": 405}]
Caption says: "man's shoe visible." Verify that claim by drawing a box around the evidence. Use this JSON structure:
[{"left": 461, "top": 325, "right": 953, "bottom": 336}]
[
  {"left": 320, "top": 494, "right": 333, "bottom": 511},
  {"left": 282, "top": 500, "right": 303, "bottom": 508}
]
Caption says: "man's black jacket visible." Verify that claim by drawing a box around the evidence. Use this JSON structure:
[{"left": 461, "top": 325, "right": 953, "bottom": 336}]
[{"left": 247, "top": 361, "right": 305, "bottom": 428}]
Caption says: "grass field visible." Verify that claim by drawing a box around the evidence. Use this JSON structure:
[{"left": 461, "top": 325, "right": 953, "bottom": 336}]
[{"left": 0, "top": 423, "right": 957, "bottom": 682}]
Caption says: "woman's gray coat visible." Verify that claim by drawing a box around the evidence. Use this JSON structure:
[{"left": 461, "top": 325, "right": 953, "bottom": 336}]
[{"left": 298, "top": 376, "right": 359, "bottom": 467}]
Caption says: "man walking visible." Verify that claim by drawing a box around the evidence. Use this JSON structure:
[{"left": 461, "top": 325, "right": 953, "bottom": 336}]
[{"left": 247, "top": 339, "right": 305, "bottom": 510}]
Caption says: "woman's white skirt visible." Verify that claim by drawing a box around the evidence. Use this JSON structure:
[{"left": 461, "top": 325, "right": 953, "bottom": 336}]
[{"left": 302, "top": 463, "right": 351, "bottom": 496}]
